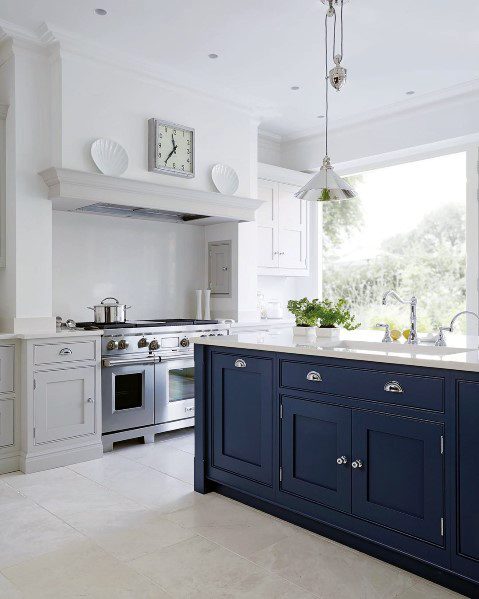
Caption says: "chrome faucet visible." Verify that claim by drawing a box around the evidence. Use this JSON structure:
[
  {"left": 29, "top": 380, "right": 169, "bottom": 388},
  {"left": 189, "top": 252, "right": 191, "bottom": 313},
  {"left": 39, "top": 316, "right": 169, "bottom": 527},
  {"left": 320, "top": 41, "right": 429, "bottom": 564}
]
[
  {"left": 435, "top": 310, "right": 479, "bottom": 346},
  {"left": 382, "top": 290, "right": 418, "bottom": 345}
]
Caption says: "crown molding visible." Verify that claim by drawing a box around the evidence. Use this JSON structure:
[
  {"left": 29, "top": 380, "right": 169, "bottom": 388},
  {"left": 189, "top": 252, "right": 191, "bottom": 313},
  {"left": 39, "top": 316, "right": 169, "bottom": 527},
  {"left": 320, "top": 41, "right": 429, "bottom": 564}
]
[
  {"left": 258, "top": 130, "right": 282, "bottom": 143},
  {"left": 37, "top": 22, "right": 278, "bottom": 120},
  {"left": 282, "top": 78, "right": 479, "bottom": 144}
]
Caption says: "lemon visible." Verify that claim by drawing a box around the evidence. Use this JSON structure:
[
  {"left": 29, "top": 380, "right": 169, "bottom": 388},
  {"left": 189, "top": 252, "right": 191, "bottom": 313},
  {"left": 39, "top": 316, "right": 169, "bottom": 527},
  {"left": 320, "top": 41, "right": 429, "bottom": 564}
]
[
  {"left": 390, "top": 329, "right": 401, "bottom": 341},
  {"left": 403, "top": 329, "right": 411, "bottom": 340}
]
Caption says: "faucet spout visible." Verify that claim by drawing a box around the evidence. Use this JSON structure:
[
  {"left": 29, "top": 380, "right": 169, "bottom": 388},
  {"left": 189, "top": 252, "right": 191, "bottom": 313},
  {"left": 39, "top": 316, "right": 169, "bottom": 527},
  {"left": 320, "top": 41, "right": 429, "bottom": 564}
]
[
  {"left": 382, "top": 289, "right": 418, "bottom": 345},
  {"left": 449, "top": 310, "right": 479, "bottom": 331}
]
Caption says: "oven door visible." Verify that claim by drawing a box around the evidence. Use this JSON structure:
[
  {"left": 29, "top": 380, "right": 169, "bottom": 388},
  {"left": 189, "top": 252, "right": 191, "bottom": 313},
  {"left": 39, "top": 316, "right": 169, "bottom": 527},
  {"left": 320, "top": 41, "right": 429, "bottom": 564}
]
[
  {"left": 155, "top": 356, "right": 195, "bottom": 424},
  {"left": 102, "top": 357, "right": 156, "bottom": 433}
]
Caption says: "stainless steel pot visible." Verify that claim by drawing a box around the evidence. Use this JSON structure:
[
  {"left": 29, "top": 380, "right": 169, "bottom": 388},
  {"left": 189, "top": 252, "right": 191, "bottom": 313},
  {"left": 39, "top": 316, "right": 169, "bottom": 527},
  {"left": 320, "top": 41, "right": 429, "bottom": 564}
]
[{"left": 87, "top": 297, "right": 131, "bottom": 323}]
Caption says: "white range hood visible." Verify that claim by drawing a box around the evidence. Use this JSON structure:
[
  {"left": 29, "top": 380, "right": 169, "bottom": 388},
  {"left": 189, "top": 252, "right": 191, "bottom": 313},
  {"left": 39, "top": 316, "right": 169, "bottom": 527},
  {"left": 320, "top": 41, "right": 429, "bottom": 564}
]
[{"left": 39, "top": 168, "right": 264, "bottom": 225}]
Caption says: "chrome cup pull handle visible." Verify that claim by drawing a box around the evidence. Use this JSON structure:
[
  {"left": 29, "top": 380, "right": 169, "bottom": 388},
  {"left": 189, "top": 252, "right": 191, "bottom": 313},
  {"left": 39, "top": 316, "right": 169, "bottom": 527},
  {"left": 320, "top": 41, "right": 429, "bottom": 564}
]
[
  {"left": 59, "top": 348, "right": 73, "bottom": 356},
  {"left": 235, "top": 359, "right": 246, "bottom": 368},
  {"left": 384, "top": 381, "right": 403, "bottom": 393},
  {"left": 306, "top": 371, "right": 322, "bottom": 382}
]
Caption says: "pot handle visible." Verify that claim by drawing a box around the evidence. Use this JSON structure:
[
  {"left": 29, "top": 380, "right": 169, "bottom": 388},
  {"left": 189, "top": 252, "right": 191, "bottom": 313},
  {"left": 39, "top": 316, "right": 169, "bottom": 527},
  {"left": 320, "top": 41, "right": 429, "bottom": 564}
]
[{"left": 101, "top": 297, "right": 119, "bottom": 305}]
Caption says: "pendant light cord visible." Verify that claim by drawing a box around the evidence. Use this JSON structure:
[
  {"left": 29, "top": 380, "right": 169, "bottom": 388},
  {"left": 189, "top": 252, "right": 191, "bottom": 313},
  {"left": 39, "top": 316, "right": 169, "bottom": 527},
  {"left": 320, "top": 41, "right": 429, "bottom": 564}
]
[
  {"left": 325, "top": 0, "right": 344, "bottom": 159},
  {"left": 325, "top": 10, "right": 329, "bottom": 157}
]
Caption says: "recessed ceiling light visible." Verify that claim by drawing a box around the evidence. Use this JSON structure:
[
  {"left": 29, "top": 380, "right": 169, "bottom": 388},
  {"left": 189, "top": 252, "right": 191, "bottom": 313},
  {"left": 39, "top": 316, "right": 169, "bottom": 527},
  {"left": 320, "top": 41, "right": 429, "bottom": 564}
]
[
  {"left": 94, "top": 8, "right": 107, "bottom": 15},
  {"left": 291, "top": 86, "right": 300, "bottom": 91},
  {"left": 406, "top": 90, "right": 415, "bottom": 95},
  {"left": 208, "top": 53, "right": 219, "bottom": 59}
]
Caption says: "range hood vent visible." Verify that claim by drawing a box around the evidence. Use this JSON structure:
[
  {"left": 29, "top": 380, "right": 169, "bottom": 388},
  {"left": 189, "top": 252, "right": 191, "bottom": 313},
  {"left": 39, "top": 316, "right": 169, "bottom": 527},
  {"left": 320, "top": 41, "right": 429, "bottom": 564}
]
[
  {"left": 39, "top": 168, "right": 266, "bottom": 225},
  {"left": 75, "top": 202, "right": 208, "bottom": 223}
]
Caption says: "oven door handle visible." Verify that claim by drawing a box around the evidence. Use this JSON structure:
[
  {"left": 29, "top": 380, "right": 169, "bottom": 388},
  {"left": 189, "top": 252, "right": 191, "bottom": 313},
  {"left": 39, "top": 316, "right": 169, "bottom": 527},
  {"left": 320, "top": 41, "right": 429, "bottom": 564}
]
[
  {"left": 158, "top": 354, "right": 194, "bottom": 362},
  {"left": 102, "top": 356, "right": 161, "bottom": 367}
]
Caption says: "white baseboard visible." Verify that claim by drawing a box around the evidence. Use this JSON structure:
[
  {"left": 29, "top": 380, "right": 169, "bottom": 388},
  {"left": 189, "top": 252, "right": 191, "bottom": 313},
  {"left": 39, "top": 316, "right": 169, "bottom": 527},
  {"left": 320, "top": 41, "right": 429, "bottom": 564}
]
[
  {"left": 0, "top": 453, "right": 20, "bottom": 475},
  {"left": 21, "top": 442, "right": 103, "bottom": 474}
]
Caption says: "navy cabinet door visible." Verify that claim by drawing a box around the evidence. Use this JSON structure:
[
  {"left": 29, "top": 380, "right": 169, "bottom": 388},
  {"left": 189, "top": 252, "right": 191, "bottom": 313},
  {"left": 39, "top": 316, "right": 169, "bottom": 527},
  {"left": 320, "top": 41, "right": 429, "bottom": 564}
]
[
  {"left": 456, "top": 381, "right": 479, "bottom": 565},
  {"left": 281, "top": 396, "right": 351, "bottom": 512},
  {"left": 211, "top": 352, "right": 273, "bottom": 486},
  {"left": 352, "top": 411, "right": 444, "bottom": 545}
]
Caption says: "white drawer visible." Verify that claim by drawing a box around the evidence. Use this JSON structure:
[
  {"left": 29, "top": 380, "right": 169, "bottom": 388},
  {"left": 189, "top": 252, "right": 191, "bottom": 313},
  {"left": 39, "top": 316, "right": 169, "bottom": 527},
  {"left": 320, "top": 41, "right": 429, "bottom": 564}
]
[
  {"left": 0, "top": 346, "right": 14, "bottom": 393},
  {"left": 34, "top": 341, "right": 96, "bottom": 366},
  {"left": 0, "top": 398, "right": 13, "bottom": 447}
]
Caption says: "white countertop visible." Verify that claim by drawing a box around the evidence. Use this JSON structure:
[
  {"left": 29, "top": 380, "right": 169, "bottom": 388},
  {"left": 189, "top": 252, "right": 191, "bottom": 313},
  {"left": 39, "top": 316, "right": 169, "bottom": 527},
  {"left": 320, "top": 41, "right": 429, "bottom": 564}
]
[
  {"left": 0, "top": 329, "right": 103, "bottom": 341},
  {"left": 194, "top": 328, "right": 479, "bottom": 372},
  {"left": 229, "top": 318, "right": 294, "bottom": 329}
]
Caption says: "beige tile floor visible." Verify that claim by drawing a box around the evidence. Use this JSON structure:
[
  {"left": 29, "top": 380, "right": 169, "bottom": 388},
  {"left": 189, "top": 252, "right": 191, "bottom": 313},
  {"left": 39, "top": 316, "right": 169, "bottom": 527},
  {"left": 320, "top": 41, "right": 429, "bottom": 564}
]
[{"left": 0, "top": 429, "right": 467, "bottom": 598}]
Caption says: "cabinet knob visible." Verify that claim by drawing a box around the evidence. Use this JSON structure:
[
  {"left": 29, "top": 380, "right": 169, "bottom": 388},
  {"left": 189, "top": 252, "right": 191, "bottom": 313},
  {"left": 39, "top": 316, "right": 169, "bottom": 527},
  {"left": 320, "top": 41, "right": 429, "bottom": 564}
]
[
  {"left": 336, "top": 456, "right": 348, "bottom": 465},
  {"left": 86, "top": 397, "right": 94, "bottom": 403},
  {"left": 235, "top": 359, "right": 246, "bottom": 368},
  {"left": 306, "top": 371, "right": 322, "bottom": 382},
  {"left": 384, "top": 381, "right": 403, "bottom": 393},
  {"left": 352, "top": 459, "right": 363, "bottom": 469},
  {"left": 59, "top": 347, "right": 73, "bottom": 356}
]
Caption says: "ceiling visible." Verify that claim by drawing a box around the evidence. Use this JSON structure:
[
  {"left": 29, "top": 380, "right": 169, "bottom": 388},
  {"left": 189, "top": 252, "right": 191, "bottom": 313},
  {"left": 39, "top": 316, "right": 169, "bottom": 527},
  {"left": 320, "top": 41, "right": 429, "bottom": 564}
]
[{"left": 1, "top": 0, "right": 479, "bottom": 138}]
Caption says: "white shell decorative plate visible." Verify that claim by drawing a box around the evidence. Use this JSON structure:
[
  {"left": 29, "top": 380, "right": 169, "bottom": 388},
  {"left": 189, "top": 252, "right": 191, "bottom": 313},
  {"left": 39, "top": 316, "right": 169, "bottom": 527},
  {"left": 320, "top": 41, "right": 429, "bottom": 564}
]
[
  {"left": 211, "top": 163, "right": 239, "bottom": 195},
  {"left": 91, "top": 138, "right": 128, "bottom": 176}
]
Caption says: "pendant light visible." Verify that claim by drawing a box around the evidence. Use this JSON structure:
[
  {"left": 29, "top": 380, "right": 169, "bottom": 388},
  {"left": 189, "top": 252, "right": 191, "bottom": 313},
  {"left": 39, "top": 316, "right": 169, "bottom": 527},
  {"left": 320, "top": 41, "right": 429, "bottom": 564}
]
[{"left": 295, "top": 0, "right": 357, "bottom": 202}]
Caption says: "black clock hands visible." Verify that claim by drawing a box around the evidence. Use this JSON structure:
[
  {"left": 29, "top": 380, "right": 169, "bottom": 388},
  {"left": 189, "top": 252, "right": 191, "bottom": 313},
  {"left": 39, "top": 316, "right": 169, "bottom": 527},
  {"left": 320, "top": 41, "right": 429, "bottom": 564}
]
[
  {"left": 164, "top": 148, "right": 175, "bottom": 165},
  {"left": 164, "top": 134, "right": 179, "bottom": 165}
]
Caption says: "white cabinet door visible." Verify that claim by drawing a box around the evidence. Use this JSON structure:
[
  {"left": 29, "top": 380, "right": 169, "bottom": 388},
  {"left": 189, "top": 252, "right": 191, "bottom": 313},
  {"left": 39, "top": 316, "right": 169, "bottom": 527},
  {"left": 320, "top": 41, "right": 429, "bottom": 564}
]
[
  {"left": 34, "top": 366, "right": 96, "bottom": 444},
  {"left": 0, "top": 346, "right": 14, "bottom": 393},
  {"left": 278, "top": 183, "right": 307, "bottom": 269},
  {"left": 257, "top": 180, "right": 279, "bottom": 268},
  {"left": 0, "top": 398, "right": 13, "bottom": 447}
]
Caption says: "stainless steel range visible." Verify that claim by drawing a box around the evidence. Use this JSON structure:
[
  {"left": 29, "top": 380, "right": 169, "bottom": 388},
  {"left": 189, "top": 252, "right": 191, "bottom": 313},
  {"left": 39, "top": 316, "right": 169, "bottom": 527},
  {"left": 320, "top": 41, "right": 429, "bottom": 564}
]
[{"left": 77, "top": 319, "right": 230, "bottom": 451}]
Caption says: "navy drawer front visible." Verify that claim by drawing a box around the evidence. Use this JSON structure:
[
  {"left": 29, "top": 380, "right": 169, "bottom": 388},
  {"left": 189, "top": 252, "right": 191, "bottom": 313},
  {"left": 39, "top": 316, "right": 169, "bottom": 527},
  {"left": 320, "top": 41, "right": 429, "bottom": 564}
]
[{"left": 280, "top": 360, "right": 444, "bottom": 412}]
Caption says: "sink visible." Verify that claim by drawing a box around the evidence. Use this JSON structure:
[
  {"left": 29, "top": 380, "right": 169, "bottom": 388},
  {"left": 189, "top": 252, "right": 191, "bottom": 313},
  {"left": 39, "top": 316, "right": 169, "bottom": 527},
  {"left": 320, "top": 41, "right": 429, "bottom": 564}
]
[{"left": 320, "top": 340, "right": 471, "bottom": 356}]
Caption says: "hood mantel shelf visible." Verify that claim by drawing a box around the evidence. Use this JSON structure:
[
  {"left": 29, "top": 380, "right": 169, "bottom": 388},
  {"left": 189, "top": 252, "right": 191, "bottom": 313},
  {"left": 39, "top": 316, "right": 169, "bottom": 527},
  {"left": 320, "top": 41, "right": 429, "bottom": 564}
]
[{"left": 39, "top": 167, "right": 264, "bottom": 225}]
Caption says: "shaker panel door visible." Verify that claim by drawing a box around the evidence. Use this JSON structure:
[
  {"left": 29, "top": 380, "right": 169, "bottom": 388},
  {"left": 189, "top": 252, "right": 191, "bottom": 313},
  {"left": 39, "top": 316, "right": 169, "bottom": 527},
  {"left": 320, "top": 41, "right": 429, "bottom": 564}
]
[
  {"left": 352, "top": 411, "right": 444, "bottom": 545},
  {"left": 211, "top": 352, "right": 273, "bottom": 486},
  {"left": 281, "top": 396, "right": 351, "bottom": 512}
]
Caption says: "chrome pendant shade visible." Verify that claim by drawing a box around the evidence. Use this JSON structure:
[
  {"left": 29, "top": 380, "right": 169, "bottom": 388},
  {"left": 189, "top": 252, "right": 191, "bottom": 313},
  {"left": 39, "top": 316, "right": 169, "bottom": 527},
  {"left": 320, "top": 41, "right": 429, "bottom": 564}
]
[
  {"left": 295, "top": 156, "right": 356, "bottom": 201},
  {"left": 295, "top": 0, "right": 357, "bottom": 202}
]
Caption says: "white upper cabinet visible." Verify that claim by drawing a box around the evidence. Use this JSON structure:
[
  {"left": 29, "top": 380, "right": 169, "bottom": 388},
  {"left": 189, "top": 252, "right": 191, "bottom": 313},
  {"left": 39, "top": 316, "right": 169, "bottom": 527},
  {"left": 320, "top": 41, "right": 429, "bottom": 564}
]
[
  {"left": 257, "top": 175, "right": 309, "bottom": 276},
  {"left": 257, "top": 179, "right": 279, "bottom": 269}
]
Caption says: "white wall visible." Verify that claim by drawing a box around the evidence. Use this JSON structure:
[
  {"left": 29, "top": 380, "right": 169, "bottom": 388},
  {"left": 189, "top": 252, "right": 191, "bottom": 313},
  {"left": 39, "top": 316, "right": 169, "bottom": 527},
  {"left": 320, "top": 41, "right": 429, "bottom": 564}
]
[
  {"left": 48, "top": 48, "right": 259, "bottom": 323},
  {"left": 59, "top": 51, "right": 256, "bottom": 197},
  {"left": 53, "top": 211, "right": 205, "bottom": 322},
  {"left": 0, "top": 40, "right": 54, "bottom": 332}
]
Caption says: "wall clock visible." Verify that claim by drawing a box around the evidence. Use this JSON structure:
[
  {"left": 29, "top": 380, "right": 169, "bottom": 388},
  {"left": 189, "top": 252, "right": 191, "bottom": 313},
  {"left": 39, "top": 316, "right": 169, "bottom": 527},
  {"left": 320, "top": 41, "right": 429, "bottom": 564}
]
[{"left": 148, "top": 118, "right": 195, "bottom": 178}]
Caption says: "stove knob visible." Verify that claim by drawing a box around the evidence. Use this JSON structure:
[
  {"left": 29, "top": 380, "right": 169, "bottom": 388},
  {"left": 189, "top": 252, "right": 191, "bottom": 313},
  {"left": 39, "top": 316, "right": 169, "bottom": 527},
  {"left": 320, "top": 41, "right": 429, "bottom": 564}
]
[
  {"left": 138, "top": 337, "right": 148, "bottom": 348},
  {"left": 118, "top": 339, "right": 130, "bottom": 350},
  {"left": 209, "top": 333, "right": 216, "bottom": 336},
  {"left": 217, "top": 333, "right": 223, "bottom": 336},
  {"left": 149, "top": 339, "right": 159, "bottom": 351},
  {"left": 106, "top": 340, "right": 118, "bottom": 351},
  {"left": 180, "top": 337, "right": 190, "bottom": 348}
]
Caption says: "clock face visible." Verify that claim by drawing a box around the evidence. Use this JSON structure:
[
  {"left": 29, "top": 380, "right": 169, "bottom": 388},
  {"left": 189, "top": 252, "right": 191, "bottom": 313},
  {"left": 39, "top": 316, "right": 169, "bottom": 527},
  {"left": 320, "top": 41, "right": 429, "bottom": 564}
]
[{"left": 148, "top": 119, "right": 195, "bottom": 178}]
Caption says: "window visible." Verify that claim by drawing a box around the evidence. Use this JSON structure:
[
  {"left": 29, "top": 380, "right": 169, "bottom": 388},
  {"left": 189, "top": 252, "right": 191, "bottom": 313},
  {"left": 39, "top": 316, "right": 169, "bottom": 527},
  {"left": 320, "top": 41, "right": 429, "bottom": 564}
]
[{"left": 322, "top": 152, "right": 467, "bottom": 332}]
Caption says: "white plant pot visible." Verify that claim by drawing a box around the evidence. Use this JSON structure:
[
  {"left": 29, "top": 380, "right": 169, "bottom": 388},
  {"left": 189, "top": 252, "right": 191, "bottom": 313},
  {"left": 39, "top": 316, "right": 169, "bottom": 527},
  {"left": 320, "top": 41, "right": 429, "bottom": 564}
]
[
  {"left": 316, "top": 327, "right": 341, "bottom": 339},
  {"left": 293, "top": 326, "right": 316, "bottom": 338}
]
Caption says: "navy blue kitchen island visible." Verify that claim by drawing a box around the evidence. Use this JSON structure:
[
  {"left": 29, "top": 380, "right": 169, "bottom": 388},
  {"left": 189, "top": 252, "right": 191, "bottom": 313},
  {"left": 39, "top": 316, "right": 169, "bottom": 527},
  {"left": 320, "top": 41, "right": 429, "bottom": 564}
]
[{"left": 194, "top": 338, "right": 479, "bottom": 597}]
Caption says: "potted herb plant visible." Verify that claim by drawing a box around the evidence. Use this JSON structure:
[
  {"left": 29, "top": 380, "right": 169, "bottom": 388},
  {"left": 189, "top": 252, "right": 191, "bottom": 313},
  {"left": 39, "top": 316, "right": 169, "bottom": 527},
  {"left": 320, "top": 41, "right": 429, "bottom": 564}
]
[
  {"left": 316, "top": 298, "right": 360, "bottom": 338},
  {"left": 287, "top": 298, "right": 321, "bottom": 337}
]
